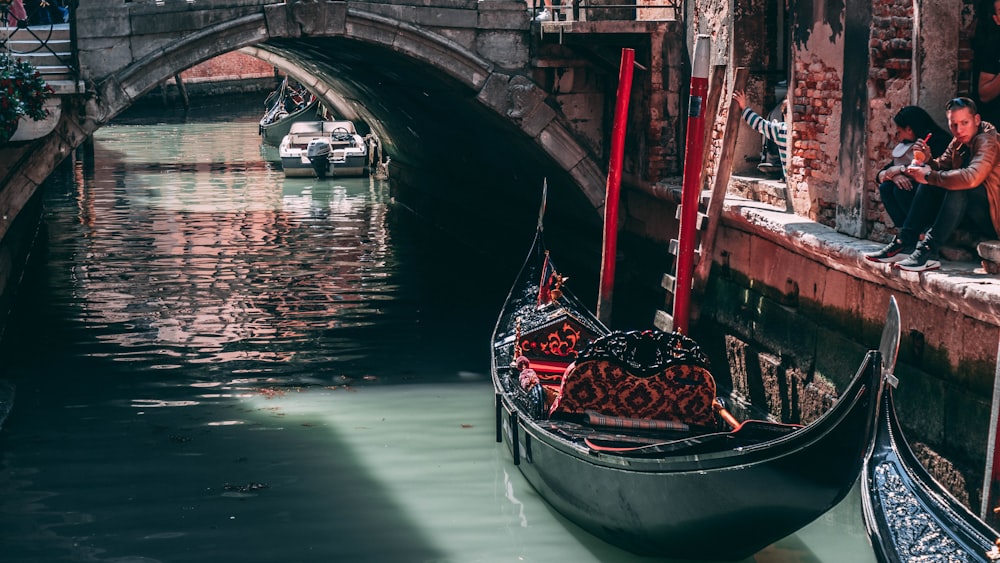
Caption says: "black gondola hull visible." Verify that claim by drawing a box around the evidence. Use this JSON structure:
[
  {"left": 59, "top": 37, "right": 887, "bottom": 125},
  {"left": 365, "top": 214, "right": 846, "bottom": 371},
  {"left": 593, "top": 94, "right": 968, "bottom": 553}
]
[
  {"left": 862, "top": 384, "right": 1000, "bottom": 562},
  {"left": 496, "top": 353, "right": 879, "bottom": 560},
  {"left": 491, "top": 227, "right": 884, "bottom": 561}
]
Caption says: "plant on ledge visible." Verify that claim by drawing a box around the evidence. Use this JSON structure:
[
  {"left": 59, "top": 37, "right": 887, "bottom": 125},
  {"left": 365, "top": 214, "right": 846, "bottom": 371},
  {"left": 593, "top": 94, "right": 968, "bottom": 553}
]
[{"left": 0, "top": 52, "right": 54, "bottom": 144}]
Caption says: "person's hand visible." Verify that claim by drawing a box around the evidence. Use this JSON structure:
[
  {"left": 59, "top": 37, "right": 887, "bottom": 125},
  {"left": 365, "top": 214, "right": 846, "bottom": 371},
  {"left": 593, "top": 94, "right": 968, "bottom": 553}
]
[
  {"left": 891, "top": 172, "right": 914, "bottom": 191},
  {"left": 733, "top": 90, "right": 748, "bottom": 111},
  {"left": 910, "top": 137, "right": 930, "bottom": 165},
  {"left": 906, "top": 164, "right": 931, "bottom": 183}
]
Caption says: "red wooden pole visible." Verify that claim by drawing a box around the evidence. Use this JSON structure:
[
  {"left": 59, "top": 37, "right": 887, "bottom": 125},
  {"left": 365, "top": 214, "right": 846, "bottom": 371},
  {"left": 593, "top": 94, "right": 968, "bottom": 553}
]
[
  {"left": 596, "top": 47, "right": 635, "bottom": 325},
  {"left": 672, "top": 34, "right": 711, "bottom": 334}
]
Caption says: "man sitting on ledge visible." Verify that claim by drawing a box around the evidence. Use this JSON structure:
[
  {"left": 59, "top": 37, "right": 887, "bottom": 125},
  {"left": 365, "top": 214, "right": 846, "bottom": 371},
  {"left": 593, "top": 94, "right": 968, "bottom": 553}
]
[{"left": 875, "top": 97, "right": 1000, "bottom": 272}]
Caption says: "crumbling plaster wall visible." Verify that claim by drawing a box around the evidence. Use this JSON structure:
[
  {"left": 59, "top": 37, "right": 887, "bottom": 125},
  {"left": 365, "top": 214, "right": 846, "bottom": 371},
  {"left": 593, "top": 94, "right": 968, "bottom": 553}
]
[{"left": 789, "top": 0, "right": 850, "bottom": 228}]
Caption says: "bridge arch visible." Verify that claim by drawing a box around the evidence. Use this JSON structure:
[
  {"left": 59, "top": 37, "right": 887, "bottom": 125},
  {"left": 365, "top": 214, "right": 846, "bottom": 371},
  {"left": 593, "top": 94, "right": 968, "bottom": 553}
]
[{"left": 85, "top": 3, "right": 607, "bottom": 211}]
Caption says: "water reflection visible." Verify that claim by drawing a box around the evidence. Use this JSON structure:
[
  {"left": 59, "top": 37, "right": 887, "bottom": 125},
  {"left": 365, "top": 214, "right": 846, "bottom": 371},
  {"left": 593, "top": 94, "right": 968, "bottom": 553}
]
[
  {"left": 69, "top": 124, "right": 395, "bottom": 371},
  {"left": 0, "top": 102, "right": 876, "bottom": 562}
]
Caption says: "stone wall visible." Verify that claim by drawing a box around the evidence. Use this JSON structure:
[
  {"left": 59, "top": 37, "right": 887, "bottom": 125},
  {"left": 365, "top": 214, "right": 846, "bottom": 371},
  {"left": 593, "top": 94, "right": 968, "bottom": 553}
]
[
  {"left": 530, "top": 21, "right": 685, "bottom": 185},
  {"left": 792, "top": 54, "right": 841, "bottom": 225},
  {"left": 865, "top": 0, "right": 915, "bottom": 242}
]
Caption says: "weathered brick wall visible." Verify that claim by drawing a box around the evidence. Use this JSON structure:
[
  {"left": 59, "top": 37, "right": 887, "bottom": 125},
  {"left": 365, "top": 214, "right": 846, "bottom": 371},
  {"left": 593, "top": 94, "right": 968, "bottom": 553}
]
[
  {"left": 650, "top": 26, "right": 686, "bottom": 179},
  {"left": 691, "top": 0, "right": 980, "bottom": 237},
  {"left": 180, "top": 51, "right": 275, "bottom": 82},
  {"left": 791, "top": 55, "right": 841, "bottom": 226},
  {"left": 864, "top": 0, "right": 915, "bottom": 241}
]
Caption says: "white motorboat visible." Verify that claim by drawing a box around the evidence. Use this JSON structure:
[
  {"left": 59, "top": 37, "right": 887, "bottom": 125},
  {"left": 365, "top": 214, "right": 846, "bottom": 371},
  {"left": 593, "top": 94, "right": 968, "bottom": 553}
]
[{"left": 278, "top": 121, "right": 369, "bottom": 178}]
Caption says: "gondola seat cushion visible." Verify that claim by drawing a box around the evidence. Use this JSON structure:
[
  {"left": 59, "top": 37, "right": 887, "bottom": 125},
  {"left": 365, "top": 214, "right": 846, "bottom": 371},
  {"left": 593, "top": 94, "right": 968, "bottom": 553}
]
[{"left": 548, "top": 330, "right": 717, "bottom": 427}]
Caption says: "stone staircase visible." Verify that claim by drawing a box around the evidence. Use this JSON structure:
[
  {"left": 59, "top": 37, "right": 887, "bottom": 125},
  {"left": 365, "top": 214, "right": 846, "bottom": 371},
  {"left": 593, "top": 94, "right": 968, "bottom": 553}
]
[
  {"left": 1, "top": 24, "right": 79, "bottom": 142},
  {"left": 1, "top": 24, "right": 74, "bottom": 81}
]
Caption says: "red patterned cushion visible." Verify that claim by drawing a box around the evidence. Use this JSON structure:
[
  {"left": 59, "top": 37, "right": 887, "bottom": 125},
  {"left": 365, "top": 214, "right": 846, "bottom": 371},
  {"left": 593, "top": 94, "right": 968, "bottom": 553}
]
[
  {"left": 549, "top": 359, "right": 717, "bottom": 427},
  {"left": 518, "top": 317, "right": 600, "bottom": 363}
]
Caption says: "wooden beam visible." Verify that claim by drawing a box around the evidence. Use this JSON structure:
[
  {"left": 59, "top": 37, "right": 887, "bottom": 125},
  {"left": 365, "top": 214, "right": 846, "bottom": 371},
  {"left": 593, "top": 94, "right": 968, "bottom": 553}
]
[
  {"left": 698, "top": 65, "right": 727, "bottom": 182},
  {"left": 693, "top": 66, "right": 748, "bottom": 293}
]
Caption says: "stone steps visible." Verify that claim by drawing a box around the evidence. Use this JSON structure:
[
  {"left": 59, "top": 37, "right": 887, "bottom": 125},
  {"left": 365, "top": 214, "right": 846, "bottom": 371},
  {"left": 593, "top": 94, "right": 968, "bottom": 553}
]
[{"left": 1, "top": 24, "right": 73, "bottom": 80}]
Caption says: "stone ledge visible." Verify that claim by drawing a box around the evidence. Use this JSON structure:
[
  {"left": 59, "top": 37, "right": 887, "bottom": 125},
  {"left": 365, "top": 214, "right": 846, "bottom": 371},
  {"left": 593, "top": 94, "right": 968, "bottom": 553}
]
[
  {"left": 641, "top": 175, "right": 1000, "bottom": 326},
  {"left": 728, "top": 175, "right": 790, "bottom": 212},
  {"left": 979, "top": 240, "right": 1000, "bottom": 274},
  {"left": 720, "top": 194, "right": 1000, "bottom": 327}
]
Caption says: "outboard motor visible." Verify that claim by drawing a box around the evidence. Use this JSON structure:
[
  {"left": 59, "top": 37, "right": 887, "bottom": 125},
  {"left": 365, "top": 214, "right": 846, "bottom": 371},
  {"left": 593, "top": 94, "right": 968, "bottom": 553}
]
[{"left": 306, "top": 139, "right": 332, "bottom": 179}]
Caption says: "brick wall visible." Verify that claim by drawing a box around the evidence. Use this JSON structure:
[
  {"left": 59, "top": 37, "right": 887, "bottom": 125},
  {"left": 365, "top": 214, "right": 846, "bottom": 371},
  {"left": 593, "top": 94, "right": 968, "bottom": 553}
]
[
  {"left": 692, "top": 0, "right": 980, "bottom": 237},
  {"left": 791, "top": 55, "right": 842, "bottom": 225},
  {"left": 864, "top": 0, "right": 915, "bottom": 240},
  {"left": 180, "top": 51, "right": 275, "bottom": 82}
]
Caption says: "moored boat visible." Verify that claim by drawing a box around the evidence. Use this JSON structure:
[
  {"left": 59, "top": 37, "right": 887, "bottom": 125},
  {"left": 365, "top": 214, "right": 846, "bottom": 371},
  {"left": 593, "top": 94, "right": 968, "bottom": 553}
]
[
  {"left": 862, "top": 300, "right": 1000, "bottom": 562},
  {"left": 278, "top": 121, "right": 370, "bottom": 178},
  {"left": 491, "top": 190, "right": 889, "bottom": 560},
  {"left": 259, "top": 78, "right": 321, "bottom": 147}
]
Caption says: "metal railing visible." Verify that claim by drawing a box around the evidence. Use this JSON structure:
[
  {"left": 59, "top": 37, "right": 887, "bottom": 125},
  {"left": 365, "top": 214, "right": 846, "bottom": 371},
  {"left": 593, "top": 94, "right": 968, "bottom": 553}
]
[
  {"left": 530, "top": 0, "right": 682, "bottom": 23},
  {"left": 0, "top": 0, "right": 76, "bottom": 81}
]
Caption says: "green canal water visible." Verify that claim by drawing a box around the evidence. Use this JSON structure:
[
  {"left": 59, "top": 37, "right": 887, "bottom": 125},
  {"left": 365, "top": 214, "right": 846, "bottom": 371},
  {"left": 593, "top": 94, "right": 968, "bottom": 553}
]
[{"left": 0, "top": 98, "right": 875, "bottom": 562}]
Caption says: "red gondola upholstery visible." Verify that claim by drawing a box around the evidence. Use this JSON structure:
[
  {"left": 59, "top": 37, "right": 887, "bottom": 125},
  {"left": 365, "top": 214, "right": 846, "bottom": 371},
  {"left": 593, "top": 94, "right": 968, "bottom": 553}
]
[{"left": 546, "top": 331, "right": 717, "bottom": 427}]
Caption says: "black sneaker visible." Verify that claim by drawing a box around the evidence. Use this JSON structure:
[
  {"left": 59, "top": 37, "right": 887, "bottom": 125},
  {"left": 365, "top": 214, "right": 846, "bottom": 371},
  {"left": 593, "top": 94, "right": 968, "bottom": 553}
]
[
  {"left": 864, "top": 239, "right": 913, "bottom": 263},
  {"left": 895, "top": 245, "right": 941, "bottom": 272}
]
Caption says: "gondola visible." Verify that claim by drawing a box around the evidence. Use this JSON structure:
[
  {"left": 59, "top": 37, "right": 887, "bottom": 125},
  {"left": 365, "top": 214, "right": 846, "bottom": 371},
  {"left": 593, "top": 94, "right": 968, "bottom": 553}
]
[
  {"left": 491, "top": 190, "right": 889, "bottom": 560},
  {"left": 258, "top": 78, "right": 321, "bottom": 147},
  {"left": 862, "top": 300, "right": 1000, "bottom": 562}
]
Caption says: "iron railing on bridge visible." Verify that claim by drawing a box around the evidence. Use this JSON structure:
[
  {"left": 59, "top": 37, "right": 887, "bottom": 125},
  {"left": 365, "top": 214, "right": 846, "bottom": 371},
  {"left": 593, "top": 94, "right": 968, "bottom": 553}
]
[
  {"left": 530, "top": 0, "right": 682, "bottom": 23},
  {"left": 0, "top": 0, "right": 76, "bottom": 82}
]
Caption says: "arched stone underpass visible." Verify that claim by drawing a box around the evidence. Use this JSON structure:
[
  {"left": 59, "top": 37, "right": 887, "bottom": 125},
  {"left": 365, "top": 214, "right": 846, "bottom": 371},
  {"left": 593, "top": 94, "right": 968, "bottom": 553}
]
[
  {"left": 241, "top": 37, "right": 607, "bottom": 247},
  {"left": 75, "top": 4, "right": 608, "bottom": 235},
  {"left": 3, "top": 1, "right": 685, "bottom": 309}
]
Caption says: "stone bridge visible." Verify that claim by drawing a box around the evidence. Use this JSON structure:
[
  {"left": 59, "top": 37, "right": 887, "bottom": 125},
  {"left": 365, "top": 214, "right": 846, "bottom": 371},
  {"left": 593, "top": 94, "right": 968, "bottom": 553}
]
[{"left": 1, "top": 0, "right": 686, "bottom": 246}]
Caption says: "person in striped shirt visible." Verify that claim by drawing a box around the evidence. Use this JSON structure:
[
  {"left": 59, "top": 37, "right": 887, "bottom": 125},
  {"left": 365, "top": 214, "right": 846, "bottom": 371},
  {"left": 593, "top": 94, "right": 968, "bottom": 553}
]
[{"left": 733, "top": 90, "right": 790, "bottom": 181}]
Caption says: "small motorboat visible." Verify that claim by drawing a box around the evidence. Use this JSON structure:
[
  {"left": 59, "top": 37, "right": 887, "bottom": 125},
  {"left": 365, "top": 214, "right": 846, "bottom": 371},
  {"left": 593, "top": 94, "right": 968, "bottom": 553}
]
[
  {"left": 491, "top": 185, "right": 889, "bottom": 560},
  {"left": 278, "top": 121, "right": 370, "bottom": 178},
  {"left": 862, "top": 299, "right": 1000, "bottom": 562}
]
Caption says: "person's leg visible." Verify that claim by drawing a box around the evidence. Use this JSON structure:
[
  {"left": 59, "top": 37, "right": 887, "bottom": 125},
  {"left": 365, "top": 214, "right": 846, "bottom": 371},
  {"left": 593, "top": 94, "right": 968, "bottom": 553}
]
[
  {"left": 897, "top": 186, "right": 979, "bottom": 271},
  {"left": 923, "top": 188, "right": 974, "bottom": 248},
  {"left": 878, "top": 181, "right": 911, "bottom": 229},
  {"left": 534, "top": 0, "right": 553, "bottom": 20},
  {"left": 866, "top": 182, "right": 941, "bottom": 263},
  {"left": 963, "top": 184, "right": 999, "bottom": 238},
  {"left": 898, "top": 183, "right": 945, "bottom": 244}
]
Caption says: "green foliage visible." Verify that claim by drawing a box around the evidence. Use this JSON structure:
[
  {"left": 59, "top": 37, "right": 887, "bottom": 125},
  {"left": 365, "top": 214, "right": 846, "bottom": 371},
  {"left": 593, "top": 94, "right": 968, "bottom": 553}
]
[{"left": 0, "top": 52, "right": 53, "bottom": 143}]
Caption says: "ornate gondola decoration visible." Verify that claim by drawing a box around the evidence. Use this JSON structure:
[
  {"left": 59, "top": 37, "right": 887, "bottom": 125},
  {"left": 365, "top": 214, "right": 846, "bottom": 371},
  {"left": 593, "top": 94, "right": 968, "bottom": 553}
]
[{"left": 862, "top": 297, "right": 1000, "bottom": 562}]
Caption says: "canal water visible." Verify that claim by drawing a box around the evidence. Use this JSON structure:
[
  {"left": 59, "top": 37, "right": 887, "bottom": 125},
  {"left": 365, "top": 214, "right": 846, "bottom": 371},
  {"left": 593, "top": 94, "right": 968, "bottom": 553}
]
[{"left": 0, "top": 98, "right": 876, "bottom": 562}]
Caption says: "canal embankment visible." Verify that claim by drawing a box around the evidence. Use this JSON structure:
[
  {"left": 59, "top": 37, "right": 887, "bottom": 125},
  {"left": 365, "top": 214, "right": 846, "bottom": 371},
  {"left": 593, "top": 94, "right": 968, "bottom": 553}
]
[{"left": 623, "top": 175, "right": 1000, "bottom": 524}]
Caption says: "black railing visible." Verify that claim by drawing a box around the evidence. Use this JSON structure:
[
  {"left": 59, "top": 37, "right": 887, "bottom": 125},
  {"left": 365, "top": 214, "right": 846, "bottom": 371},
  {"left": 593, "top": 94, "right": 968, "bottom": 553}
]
[
  {"left": 0, "top": 0, "right": 76, "bottom": 81},
  {"left": 530, "top": 0, "right": 682, "bottom": 23}
]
